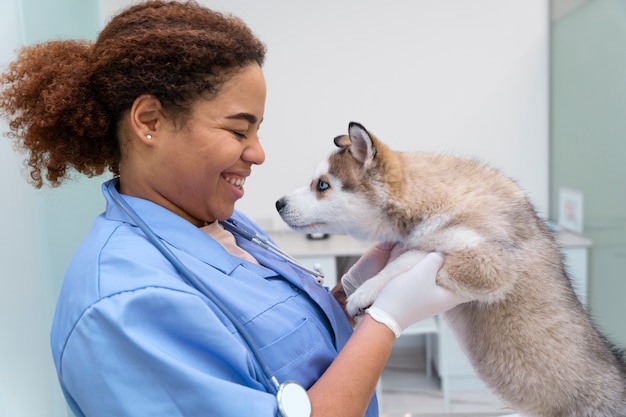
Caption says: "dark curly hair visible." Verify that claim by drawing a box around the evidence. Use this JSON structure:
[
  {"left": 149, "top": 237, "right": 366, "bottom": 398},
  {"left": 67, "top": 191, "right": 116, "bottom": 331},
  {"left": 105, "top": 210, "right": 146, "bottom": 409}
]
[{"left": 0, "top": 1, "right": 266, "bottom": 188}]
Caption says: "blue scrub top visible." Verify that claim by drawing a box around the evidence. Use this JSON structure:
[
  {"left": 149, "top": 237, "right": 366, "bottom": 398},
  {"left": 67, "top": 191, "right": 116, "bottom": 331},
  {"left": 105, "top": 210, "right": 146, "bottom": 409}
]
[{"left": 50, "top": 178, "right": 378, "bottom": 417}]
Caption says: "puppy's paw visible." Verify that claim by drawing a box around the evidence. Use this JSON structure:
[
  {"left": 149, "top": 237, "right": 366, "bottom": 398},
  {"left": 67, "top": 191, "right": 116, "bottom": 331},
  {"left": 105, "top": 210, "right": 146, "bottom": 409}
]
[
  {"left": 345, "top": 249, "right": 428, "bottom": 318},
  {"left": 346, "top": 277, "right": 384, "bottom": 318},
  {"left": 346, "top": 292, "right": 371, "bottom": 318}
]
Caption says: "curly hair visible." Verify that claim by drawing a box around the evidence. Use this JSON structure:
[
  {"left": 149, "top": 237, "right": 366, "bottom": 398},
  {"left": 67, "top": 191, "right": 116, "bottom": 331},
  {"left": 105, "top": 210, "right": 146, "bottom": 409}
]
[{"left": 0, "top": 1, "right": 266, "bottom": 188}]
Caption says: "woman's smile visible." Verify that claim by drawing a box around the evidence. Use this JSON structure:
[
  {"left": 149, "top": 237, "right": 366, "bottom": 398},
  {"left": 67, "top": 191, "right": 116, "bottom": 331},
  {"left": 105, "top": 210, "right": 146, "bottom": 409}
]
[{"left": 222, "top": 173, "right": 246, "bottom": 190}]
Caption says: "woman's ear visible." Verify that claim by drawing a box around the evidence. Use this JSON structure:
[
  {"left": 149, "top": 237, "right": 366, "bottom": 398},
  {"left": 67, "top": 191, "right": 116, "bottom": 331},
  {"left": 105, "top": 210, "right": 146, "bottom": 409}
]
[{"left": 129, "top": 94, "right": 163, "bottom": 144}]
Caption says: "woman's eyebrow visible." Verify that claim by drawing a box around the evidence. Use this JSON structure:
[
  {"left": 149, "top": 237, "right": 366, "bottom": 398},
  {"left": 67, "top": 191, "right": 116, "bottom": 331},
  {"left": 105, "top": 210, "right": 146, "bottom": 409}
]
[{"left": 225, "top": 112, "right": 259, "bottom": 125}]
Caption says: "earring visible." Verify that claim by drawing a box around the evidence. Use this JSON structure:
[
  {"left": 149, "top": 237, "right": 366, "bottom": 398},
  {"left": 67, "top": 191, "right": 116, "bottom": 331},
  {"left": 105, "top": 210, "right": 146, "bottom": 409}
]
[{"left": 146, "top": 134, "right": 152, "bottom": 139}]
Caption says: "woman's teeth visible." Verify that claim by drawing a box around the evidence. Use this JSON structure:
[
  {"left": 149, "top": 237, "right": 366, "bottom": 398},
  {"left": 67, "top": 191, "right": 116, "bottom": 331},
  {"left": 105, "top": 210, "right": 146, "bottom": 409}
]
[{"left": 224, "top": 175, "right": 245, "bottom": 188}]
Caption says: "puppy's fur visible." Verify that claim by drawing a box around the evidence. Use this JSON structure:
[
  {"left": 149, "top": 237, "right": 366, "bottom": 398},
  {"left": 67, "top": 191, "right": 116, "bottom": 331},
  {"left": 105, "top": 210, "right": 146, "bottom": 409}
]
[{"left": 276, "top": 122, "right": 626, "bottom": 417}]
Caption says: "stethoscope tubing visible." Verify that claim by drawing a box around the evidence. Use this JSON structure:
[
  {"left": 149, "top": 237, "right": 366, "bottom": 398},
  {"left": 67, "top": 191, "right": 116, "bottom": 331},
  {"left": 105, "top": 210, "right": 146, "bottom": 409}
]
[{"left": 219, "top": 219, "right": 325, "bottom": 282}]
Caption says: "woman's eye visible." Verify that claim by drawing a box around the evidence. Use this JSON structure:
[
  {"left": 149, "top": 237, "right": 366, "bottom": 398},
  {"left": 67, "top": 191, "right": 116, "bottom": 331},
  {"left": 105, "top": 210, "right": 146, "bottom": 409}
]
[
  {"left": 231, "top": 131, "right": 247, "bottom": 139},
  {"left": 317, "top": 179, "right": 330, "bottom": 191}
]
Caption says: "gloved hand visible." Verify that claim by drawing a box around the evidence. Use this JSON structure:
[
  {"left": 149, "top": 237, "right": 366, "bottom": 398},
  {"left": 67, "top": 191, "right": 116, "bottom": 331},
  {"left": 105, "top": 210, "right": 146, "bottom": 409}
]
[
  {"left": 366, "top": 251, "right": 468, "bottom": 338},
  {"left": 341, "top": 242, "right": 404, "bottom": 297}
]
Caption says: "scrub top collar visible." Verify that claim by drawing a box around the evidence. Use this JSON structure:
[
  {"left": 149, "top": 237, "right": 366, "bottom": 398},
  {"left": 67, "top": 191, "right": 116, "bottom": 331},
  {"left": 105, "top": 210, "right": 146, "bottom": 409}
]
[{"left": 103, "top": 178, "right": 243, "bottom": 276}]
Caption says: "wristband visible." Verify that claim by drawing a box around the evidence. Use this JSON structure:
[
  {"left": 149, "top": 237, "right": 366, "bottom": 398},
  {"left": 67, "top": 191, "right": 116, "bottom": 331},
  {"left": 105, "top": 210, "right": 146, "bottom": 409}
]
[{"left": 365, "top": 306, "right": 402, "bottom": 338}]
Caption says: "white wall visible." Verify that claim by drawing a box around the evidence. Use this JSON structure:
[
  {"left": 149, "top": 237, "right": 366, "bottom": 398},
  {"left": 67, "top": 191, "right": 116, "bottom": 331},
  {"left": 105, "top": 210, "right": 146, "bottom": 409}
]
[{"left": 100, "top": 0, "right": 550, "bottom": 230}]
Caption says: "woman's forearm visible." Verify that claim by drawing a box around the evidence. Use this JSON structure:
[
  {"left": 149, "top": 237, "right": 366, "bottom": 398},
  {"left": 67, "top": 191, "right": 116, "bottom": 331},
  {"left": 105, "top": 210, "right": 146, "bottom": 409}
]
[{"left": 307, "top": 315, "right": 395, "bottom": 417}]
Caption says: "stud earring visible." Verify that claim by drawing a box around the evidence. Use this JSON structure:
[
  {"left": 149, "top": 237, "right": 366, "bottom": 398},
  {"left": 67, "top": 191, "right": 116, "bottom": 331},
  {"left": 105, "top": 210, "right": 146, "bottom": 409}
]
[{"left": 146, "top": 134, "right": 152, "bottom": 139}]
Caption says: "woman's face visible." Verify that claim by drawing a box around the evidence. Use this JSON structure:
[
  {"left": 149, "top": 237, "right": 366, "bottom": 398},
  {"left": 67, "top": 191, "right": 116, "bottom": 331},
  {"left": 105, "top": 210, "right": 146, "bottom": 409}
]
[{"left": 144, "top": 64, "right": 267, "bottom": 226}]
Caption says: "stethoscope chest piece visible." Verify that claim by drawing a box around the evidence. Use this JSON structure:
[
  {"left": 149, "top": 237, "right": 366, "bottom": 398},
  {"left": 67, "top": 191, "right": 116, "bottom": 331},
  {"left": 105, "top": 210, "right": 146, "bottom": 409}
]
[{"left": 276, "top": 381, "right": 311, "bottom": 417}]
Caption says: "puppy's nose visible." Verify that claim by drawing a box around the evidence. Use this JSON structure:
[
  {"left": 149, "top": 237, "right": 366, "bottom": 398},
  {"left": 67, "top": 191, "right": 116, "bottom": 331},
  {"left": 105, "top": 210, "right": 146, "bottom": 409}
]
[{"left": 275, "top": 198, "right": 287, "bottom": 213}]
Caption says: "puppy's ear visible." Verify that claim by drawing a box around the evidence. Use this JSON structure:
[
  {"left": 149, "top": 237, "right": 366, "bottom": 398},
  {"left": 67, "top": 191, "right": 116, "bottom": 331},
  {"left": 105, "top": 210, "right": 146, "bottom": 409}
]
[
  {"left": 348, "top": 122, "right": 376, "bottom": 166},
  {"left": 333, "top": 134, "right": 350, "bottom": 148}
]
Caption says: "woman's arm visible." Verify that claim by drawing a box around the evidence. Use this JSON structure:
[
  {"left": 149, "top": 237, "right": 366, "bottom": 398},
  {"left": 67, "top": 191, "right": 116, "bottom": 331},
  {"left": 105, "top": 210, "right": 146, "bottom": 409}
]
[{"left": 308, "top": 315, "right": 394, "bottom": 417}]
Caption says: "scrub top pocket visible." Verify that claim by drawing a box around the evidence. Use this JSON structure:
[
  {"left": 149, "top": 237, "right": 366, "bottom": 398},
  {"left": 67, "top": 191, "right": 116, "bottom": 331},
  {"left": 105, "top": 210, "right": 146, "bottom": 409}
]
[{"left": 235, "top": 274, "right": 337, "bottom": 388}]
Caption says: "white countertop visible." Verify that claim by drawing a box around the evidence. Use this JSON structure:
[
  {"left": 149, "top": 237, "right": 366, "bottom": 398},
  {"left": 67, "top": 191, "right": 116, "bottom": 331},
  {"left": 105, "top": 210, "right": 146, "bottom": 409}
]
[
  {"left": 555, "top": 229, "right": 593, "bottom": 248},
  {"left": 267, "top": 229, "right": 592, "bottom": 258},
  {"left": 267, "top": 231, "right": 371, "bottom": 257}
]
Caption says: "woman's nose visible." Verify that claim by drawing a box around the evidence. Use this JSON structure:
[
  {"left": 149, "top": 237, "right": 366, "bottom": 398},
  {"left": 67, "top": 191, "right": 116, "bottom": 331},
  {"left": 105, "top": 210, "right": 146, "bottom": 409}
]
[{"left": 243, "top": 137, "right": 265, "bottom": 165}]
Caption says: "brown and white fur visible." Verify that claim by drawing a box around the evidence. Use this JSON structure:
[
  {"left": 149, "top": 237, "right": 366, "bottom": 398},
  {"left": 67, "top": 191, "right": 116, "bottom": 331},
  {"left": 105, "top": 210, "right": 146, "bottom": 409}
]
[{"left": 275, "top": 122, "right": 626, "bottom": 417}]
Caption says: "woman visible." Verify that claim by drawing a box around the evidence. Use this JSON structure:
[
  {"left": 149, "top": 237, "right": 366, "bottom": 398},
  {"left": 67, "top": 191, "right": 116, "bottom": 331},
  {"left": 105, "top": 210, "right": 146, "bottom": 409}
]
[{"left": 0, "top": 1, "right": 465, "bottom": 416}]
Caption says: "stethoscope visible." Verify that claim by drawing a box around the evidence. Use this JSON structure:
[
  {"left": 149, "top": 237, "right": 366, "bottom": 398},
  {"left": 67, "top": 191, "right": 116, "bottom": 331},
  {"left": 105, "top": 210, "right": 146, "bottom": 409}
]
[
  {"left": 106, "top": 181, "right": 314, "bottom": 417},
  {"left": 219, "top": 218, "right": 325, "bottom": 286}
]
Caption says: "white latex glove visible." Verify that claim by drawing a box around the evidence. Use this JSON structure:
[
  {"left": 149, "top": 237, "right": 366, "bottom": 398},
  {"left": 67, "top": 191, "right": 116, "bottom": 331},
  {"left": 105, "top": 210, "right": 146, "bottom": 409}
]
[
  {"left": 366, "top": 251, "right": 468, "bottom": 338},
  {"left": 341, "top": 242, "right": 403, "bottom": 297}
]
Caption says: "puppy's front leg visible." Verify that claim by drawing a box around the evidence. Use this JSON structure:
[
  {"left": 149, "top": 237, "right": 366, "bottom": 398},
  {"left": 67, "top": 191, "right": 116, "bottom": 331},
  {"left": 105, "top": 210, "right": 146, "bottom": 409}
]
[
  {"left": 346, "top": 250, "right": 429, "bottom": 318},
  {"left": 436, "top": 241, "right": 519, "bottom": 304}
]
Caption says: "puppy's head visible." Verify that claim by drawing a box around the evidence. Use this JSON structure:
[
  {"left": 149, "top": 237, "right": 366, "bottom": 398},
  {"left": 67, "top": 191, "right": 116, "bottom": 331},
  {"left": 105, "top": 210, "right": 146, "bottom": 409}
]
[{"left": 275, "top": 122, "right": 390, "bottom": 241}]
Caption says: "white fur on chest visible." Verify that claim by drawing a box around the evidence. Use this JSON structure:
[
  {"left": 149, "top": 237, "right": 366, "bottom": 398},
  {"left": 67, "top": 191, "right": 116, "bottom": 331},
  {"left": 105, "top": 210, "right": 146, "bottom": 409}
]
[{"left": 405, "top": 219, "right": 485, "bottom": 253}]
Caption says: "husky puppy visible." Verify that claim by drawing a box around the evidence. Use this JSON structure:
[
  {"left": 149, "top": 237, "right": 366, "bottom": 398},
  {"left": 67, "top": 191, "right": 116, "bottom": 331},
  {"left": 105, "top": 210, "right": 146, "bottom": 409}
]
[{"left": 276, "top": 122, "right": 626, "bottom": 417}]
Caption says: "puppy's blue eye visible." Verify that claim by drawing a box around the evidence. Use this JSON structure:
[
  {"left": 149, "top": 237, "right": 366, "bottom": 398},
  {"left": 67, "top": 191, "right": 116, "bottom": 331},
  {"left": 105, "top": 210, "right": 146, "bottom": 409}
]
[{"left": 317, "top": 180, "right": 330, "bottom": 192}]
